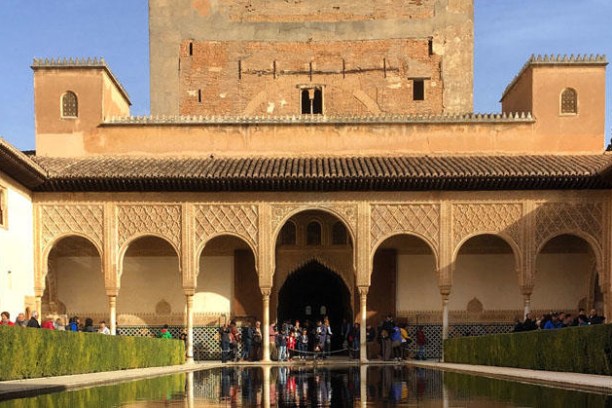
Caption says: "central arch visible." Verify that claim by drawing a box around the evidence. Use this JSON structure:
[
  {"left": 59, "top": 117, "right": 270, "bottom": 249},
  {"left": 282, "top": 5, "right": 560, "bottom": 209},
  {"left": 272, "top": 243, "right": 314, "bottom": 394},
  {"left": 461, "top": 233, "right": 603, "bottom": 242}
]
[{"left": 278, "top": 260, "right": 352, "bottom": 349}]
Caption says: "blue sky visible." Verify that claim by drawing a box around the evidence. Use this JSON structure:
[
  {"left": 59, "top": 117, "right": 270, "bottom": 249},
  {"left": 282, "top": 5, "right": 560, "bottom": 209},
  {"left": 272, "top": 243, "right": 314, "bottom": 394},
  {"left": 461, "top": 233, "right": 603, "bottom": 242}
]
[{"left": 0, "top": 0, "right": 610, "bottom": 151}]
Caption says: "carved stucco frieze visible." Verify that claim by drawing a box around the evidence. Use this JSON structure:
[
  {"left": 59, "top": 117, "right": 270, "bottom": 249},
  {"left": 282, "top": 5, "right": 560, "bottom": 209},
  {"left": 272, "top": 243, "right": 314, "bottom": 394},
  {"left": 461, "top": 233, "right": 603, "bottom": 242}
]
[
  {"left": 270, "top": 203, "right": 357, "bottom": 240},
  {"left": 194, "top": 204, "right": 259, "bottom": 249},
  {"left": 40, "top": 204, "right": 104, "bottom": 253},
  {"left": 535, "top": 202, "right": 604, "bottom": 250},
  {"left": 370, "top": 204, "right": 440, "bottom": 251},
  {"left": 117, "top": 204, "right": 182, "bottom": 252},
  {"left": 452, "top": 203, "right": 523, "bottom": 249}
]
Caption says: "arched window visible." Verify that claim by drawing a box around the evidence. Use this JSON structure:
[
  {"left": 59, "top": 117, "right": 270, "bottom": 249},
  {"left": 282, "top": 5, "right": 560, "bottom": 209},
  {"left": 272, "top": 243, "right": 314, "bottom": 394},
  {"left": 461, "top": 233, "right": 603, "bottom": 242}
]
[
  {"left": 306, "top": 221, "right": 322, "bottom": 246},
  {"left": 332, "top": 222, "right": 348, "bottom": 245},
  {"left": 561, "top": 88, "right": 577, "bottom": 114},
  {"left": 61, "top": 91, "right": 78, "bottom": 118},
  {"left": 280, "top": 221, "right": 296, "bottom": 246}
]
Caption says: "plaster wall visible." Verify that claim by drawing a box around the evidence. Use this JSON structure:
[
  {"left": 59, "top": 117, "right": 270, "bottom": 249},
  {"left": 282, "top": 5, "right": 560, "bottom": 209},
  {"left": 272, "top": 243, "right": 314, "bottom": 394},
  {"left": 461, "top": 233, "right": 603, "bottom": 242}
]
[
  {"left": 449, "top": 254, "right": 522, "bottom": 311},
  {"left": 55, "top": 256, "right": 106, "bottom": 314},
  {"left": 150, "top": 0, "right": 473, "bottom": 115},
  {"left": 396, "top": 254, "right": 439, "bottom": 312},
  {"left": 196, "top": 256, "right": 233, "bottom": 314},
  {"left": 0, "top": 174, "right": 34, "bottom": 319},
  {"left": 39, "top": 119, "right": 607, "bottom": 157},
  {"left": 118, "top": 256, "right": 183, "bottom": 313},
  {"left": 532, "top": 253, "right": 591, "bottom": 310}
]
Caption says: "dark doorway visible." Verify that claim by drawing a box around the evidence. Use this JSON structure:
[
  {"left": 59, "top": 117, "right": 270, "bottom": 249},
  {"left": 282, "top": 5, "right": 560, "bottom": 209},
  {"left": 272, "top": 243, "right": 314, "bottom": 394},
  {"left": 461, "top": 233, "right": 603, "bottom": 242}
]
[{"left": 278, "top": 261, "right": 352, "bottom": 351}]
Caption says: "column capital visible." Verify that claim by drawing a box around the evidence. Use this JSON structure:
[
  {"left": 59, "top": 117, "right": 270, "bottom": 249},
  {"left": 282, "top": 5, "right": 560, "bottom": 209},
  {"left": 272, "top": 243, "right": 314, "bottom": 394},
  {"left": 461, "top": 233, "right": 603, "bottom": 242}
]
[
  {"left": 439, "top": 285, "right": 451, "bottom": 298},
  {"left": 183, "top": 287, "right": 196, "bottom": 297},
  {"left": 520, "top": 285, "right": 534, "bottom": 297},
  {"left": 260, "top": 287, "right": 272, "bottom": 297},
  {"left": 105, "top": 288, "right": 119, "bottom": 297},
  {"left": 358, "top": 285, "right": 369, "bottom": 297}
]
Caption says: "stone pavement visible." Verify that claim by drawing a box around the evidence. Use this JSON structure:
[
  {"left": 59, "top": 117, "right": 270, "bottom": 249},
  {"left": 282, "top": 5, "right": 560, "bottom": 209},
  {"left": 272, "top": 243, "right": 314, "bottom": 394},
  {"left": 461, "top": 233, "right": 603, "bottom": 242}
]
[
  {"left": 2, "top": 359, "right": 612, "bottom": 401},
  {"left": 410, "top": 361, "right": 612, "bottom": 394}
]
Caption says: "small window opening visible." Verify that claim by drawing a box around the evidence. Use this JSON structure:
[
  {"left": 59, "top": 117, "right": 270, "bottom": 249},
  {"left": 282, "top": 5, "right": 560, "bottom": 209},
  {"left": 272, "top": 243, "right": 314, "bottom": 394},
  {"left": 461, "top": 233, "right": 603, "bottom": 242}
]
[
  {"left": 198, "top": 89, "right": 202, "bottom": 103},
  {"left": 561, "top": 88, "right": 577, "bottom": 114},
  {"left": 61, "top": 91, "right": 78, "bottom": 118},
  {"left": 428, "top": 38, "right": 434, "bottom": 56},
  {"left": 306, "top": 221, "right": 322, "bottom": 246},
  {"left": 188, "top": 42, "right": 193, "bottom": 56},
  {"left": 413, "top": 80, "right": 425, "bottom": 101},
  {"left": 332, "top": 222, "right": 348, "bottom": 245},
  {"left": 280, "top": 222, "right": 297, "bottom": 246},
  {"left": 301, "top": 88, "right": 323, "bottom": 114}
]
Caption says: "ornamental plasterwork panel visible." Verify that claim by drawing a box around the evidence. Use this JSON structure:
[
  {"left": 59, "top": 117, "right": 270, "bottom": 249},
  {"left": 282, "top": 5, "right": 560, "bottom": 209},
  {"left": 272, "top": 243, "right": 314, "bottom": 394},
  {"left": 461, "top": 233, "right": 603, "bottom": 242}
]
[
  {"left": 452, "top": 203, "right": 523, "bottom": 249},
  {"left": 194, "top": 204, "right": 258, "bottom": 248},
  {"left": 40, "top": 204, "right": 104, "bottom": 252},
  {"left": 370, "top": 204, "right": 440, "bottom": 251},
  {"left": 270, "top": 203, "right": 357, "bottom": 239},
  {"left": 117, "top": 205, "right": 182, "bottom": 252},
  {"left": 275, "top": 251, "right": 354, "bottom": 292},
  {"left": 535, "top": 202, "right": 603, "bottom": 250}
]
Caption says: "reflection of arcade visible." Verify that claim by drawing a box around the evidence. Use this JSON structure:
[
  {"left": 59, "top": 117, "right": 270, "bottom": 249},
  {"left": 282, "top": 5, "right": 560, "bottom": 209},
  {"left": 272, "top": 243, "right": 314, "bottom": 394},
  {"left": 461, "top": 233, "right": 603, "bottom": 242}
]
[{"left": 188, "top": 366, "right": 443, "bottom": 406}]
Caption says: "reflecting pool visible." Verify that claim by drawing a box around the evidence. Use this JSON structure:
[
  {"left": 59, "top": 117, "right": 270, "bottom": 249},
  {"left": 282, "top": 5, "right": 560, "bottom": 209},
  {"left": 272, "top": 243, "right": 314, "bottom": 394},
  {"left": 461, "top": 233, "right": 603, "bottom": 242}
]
[{"left": 1, "top": 365, "right": 611, "bottom": 407}]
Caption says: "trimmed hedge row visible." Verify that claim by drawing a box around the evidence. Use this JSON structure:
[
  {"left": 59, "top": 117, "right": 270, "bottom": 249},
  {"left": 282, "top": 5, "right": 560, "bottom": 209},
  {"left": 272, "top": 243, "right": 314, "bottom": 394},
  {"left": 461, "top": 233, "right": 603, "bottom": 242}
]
[
  {"left": 444, "top": 323, "right": 612, "bottom": 375},
  {"left": 0, "top": 326, "right": 185, "bottom": 380}
]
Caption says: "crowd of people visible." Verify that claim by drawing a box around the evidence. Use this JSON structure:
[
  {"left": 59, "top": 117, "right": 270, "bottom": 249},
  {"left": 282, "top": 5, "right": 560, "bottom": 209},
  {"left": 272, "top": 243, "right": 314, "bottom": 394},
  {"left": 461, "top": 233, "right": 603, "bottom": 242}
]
[
  {"left": 0, "top": 311, "right": 112, "bottom": 334},
  {"left": 513, "top": 308, "right": 606, "bottom": 332}
]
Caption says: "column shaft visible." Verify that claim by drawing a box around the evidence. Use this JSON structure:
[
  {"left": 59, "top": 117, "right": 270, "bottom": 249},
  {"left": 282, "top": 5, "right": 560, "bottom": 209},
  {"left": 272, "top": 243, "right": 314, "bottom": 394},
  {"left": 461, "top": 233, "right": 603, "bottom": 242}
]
[
  {"left": 262, "top": 290, "right": 271, "bottom": 362},
  {"left": 108, "top": 295, "right": 117, "bottom": 335},
  {"left": 186, "top": 294, "right": 194, "bottom": 363},
  {"left": 359, "top": 287, "right": 368, "bottom": 363}
]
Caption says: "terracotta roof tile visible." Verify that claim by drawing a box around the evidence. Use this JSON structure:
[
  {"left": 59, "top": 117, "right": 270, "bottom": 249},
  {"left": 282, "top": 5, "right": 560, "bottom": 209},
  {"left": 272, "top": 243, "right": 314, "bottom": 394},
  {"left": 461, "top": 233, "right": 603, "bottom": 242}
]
[{"left": 27, "top": 154, "right": 612, "bottom": 192}]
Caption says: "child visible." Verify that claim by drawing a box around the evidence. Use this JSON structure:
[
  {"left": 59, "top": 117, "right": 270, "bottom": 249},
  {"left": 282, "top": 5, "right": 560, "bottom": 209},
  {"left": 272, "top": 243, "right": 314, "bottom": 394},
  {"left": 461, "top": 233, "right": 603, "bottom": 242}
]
[{"left": 300, "top": 329, "right": 309, "bottom": 360}]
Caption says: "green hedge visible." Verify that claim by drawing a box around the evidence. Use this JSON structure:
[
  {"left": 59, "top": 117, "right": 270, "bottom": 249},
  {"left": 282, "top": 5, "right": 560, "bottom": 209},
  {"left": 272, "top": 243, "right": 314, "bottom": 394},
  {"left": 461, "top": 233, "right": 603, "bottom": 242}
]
[
  {"left": 0, "top": 326, "right": 185, "bottom": 380},
  {"left": 444, "top": 324, "right": 612, "bottom": 375}
]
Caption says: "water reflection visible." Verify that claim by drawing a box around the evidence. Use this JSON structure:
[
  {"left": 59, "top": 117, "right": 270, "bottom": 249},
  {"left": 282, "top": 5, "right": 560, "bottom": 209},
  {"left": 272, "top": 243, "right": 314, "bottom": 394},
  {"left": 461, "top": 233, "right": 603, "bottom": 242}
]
[{"left": 2, "top": 366, "right": 612, "bottom": 407}]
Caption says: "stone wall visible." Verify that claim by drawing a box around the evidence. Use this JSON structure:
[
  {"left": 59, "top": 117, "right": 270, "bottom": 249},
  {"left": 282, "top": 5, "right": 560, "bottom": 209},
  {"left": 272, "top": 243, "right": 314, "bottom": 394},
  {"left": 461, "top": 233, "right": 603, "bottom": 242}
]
[{"left": 150, "top": 0, "right": 474, "bottom": 115}]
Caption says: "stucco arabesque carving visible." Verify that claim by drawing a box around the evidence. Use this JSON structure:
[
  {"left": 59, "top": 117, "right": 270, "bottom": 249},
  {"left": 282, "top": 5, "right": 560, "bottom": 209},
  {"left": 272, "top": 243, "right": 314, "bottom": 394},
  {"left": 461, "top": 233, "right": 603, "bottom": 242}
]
[
  {"left": 194, "top": 204, "right": 259, "bottom": 251},
  {"left": 370, "top": 204, "right": 440, "bottom": 254},
  {"left": 117, "top": 204, "right": 182, "bottom": 253},
  {"left": 40, "top": 204, "right": 104, "bottom": 255},
  {"left": 270, "top": 203, "right": 358, "bottom": 241},
  {"left": 535, "top": 202, "right": 603, "bottom": 251},
  {"left": 276, "top": 250, "right": 354, "bottom": 293},
  {"left": 451, "top": 203, "right": 523, "bottom": 253}
]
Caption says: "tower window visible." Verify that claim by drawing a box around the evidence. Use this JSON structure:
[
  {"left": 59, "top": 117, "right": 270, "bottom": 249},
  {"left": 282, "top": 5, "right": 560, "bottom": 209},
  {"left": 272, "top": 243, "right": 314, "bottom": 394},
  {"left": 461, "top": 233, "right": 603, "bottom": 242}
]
[
  {"left": 280, "top": 221, "right": 297, "bottom": 246},
  {"left": 413, "top": 80, "right": 425, "bottom": 101},
  {"left": 428, "top": 38, "right": 434, "bottom": 56},
  {"left": 301, "top": 87, "right": 323, "bottom": 114},
  {"left": 561, "top": 88, "right": 577, "bottom": 114},
  {"left": 61, "top": 91, "right": 78, "bottom": 118},
  {"left": 306, "top": 221, "right": 322, "bottom": 246}
]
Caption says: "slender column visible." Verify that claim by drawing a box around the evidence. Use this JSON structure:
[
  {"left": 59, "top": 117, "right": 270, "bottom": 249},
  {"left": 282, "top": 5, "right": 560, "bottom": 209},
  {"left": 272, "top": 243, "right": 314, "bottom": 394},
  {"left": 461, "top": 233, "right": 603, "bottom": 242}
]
[
  {"left": 34, "top": 295, "right": 42, "bottom": 319},
  {"left": 262, "top": 288, "right": 271, "bottom": 362},
  {"left": 523, "top": 294, "right": 531, "bottom": 318},
  {"left": 262, "top": 365, "right": 271, "bottom": 408},
  {"left": 358, "top": 286, "right": 369, "bottom": 363},
  {"left": 185, "top": 291, "right": 195, "bottom": 363},
  {"left": 108, "top": 295, "right": 117, "bottom": 335},
  {"left": 441, "top": 294, "right": 449, "bottom": 362}
]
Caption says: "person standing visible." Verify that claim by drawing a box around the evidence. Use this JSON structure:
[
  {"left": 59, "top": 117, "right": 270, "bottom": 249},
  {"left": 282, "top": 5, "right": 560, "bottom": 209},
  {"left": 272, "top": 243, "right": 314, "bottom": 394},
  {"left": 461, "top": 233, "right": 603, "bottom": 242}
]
[
  {"left": 220, "top": 324, "right": 231, "bottom": 363},
  {"left": 27, "top": 311, "right": 41, "bottom": 328},
  {"left": 381, "top": 315, "right": 395, "bottom": 361},
  {"left": 323, "top": 317, "right": 332, "bottom": 358},
  {"left": 14, "top": 313, "right": 27, "bottom": 327},
  {"left": 241, "top": 321, "right": 253, "bottom": 361},
  {"left": 252, "top": 321, "right": 263, "bottom": 361},
  {"left": 0, "top": 311, "right": 14, "bottom": 326},
  {"left": 99, "top": 321, "right": 111, "bottom": 335},
  {"left": 416, "top": 326, "right": 427, "bottom": 360}
]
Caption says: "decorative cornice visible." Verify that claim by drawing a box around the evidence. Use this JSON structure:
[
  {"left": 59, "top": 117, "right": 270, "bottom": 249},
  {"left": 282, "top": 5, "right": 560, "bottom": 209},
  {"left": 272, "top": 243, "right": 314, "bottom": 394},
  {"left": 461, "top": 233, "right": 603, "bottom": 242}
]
[
  {"left": 0, "top": 138, "right": 47, "bottom": 189},
  {"left": 103, "top": 112, "right": 534, "bottom": 126}
]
